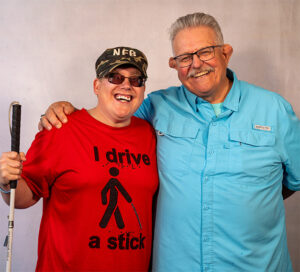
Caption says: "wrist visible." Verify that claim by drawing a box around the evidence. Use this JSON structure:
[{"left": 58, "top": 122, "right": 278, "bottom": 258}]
[{"left": 0, "top": 183, "right": 11, "bottom": 194}]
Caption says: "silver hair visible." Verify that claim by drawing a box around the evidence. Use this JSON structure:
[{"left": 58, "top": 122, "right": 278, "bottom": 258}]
[{"left": 169, "top": 12, "right": 224, "bottom": 44}]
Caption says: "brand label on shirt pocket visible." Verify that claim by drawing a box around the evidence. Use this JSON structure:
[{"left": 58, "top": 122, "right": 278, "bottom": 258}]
[{"left": 253, "top": 124, "right": 272, "bottom": 132}]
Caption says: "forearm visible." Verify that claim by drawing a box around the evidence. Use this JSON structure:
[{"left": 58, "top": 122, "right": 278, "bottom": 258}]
[{"left": 1, "top": 178, "right": 37, "bottom": 208}]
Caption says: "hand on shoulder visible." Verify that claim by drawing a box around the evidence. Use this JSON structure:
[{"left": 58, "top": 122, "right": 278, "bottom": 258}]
[{"left": 38, "top": 101, "right": 76, "bottom": 131}]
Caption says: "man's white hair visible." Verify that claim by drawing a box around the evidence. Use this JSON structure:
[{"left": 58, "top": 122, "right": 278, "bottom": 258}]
[{"left": 169, "top": 12, "right": 224, "bottom": 44}]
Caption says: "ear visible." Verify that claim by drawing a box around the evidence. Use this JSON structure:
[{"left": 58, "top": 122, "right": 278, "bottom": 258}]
[
  {"left": 93, "top": 78, "right": 101, "bottom": 95},
  {"left": 222, "top": 44, "right": 233, "bottom": 65},
  {"left": 169, "top": 57, "right": 177, "bottom": 69}
]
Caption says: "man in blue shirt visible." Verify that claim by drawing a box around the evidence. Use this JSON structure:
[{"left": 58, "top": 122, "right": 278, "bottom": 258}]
[{"left": 40, "top": 12, "right": 300, "bottom": 272}]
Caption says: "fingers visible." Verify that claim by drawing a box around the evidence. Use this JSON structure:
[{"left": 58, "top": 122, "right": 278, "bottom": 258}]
[
  {"left": 40, "top": 101, "right": 75, "bottom": 130},
  {"left": 46, "top": 106, "right": 63, "bottom": 129},
  {"left": 53, "top": 105, "right": 68, "bottom": 124},
  {"left": 38, "top": 119, "right": 44, "bottom": 131},
  {"left": 19, "top": 152, "right": 27, "bottom": 162},
  {"left": 40, "top": 114, "right": 54, "bottom": 131},
  {"left": 62, "top": 101, "right": 76, "bottom": 115},
  {"left": 0, "top": 152, "right": 23, "bottom": 185},
  {"left": 52, "top": 101, "right": 75, "bottom": 122}
]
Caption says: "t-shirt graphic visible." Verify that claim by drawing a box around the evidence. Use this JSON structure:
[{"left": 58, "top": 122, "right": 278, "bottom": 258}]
[{"left": 100, "top": 167, "right": 142, "bottom": 229}]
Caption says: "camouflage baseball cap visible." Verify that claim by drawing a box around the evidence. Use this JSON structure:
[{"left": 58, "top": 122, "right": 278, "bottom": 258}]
[{"left": 95, "top": 46, "right": 148, "bottom": 78}]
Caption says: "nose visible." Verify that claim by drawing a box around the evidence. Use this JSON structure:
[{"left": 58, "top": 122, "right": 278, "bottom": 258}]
[
  {"left": 121, "top": 77, "right": 132, "bottom": 90},
  {"left": 191, "top": 54, "right": 204, "bottom": 68}
]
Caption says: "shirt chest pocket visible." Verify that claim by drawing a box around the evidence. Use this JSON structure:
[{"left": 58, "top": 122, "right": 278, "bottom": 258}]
[
  {"left": 153, "top": 117, "right": 199, "bottom": 175},
  {"left": 228, "top": 129, "right": 279, "bottom": 182},
  {"left": 230, "top": 129, "right": 275, "bottom": 147}
]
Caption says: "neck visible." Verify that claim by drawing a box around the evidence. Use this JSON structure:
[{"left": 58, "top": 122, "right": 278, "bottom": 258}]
[
  {"left": 208, "top": 77, "right": 232, "bottom": 104},
  {"left": 87, "top": 107, "right": 131, "bottom": 128}
]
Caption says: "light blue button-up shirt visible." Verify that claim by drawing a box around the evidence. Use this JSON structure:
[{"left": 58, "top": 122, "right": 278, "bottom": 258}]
[{"left": 135, "top": 69, "right": 300, "bottom": 272}]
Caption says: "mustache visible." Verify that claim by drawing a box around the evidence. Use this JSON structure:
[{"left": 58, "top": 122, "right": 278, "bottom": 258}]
[{"left": 187, "top": 67, "right": 215, "bottom": 78}]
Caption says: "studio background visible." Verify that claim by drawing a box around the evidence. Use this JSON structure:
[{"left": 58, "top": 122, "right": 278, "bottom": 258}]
[{"left": 0, "top": 1, "right": 299, "bottom": 271}]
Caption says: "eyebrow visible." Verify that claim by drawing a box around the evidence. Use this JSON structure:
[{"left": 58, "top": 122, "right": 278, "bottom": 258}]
[{"left": 175, "top": 45, "right": 215, "bottom": 57}]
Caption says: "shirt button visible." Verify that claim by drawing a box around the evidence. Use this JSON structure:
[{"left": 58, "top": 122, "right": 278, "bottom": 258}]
[
  {"left": 211, "top": 122, "right": 217, "bottom": 126},
  {"left": 204, "top": 176, "right": 209, "bottom": 183},
  {"left": 203, "top": 236, "right": 209, "bottom": 242},
  {"left": 203, "top": 205, "right": 209, "bottom": 210}
]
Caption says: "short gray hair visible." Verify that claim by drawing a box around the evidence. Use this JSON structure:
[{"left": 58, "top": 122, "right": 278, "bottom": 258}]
[{"left": 169, "top": 12, "right": 224, "bottom": 44}]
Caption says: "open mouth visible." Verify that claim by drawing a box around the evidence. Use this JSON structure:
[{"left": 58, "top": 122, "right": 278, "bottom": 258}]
[
  {"left": 115, "top": 94, "right": 132, "bottom": 102},
  {"left": 194, "top": 70, "right": 210, "bottom": 78}
]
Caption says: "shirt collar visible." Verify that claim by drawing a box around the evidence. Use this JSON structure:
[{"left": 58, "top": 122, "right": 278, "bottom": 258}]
[
  {"left": 183, "top": 85, "right": 200, "bottom": 112},
  {"left": 222, "top": 68, "right": 240, "bottom": 112},
  {"left": 182, "top": 68, "right": 240, "bottom": 113}
]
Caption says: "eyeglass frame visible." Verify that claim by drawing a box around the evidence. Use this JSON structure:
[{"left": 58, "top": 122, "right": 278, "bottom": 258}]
[
  {"left": 101, "top": 72, "right": 147, "bottom": 87},
  {"left": 172, "top": 45, "right": 223, "bottom": 68}
]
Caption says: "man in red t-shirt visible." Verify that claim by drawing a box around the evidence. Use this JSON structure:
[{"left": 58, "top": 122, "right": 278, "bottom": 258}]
[{"left": 0, "top": 46, "right": 159, "bottom": 271}]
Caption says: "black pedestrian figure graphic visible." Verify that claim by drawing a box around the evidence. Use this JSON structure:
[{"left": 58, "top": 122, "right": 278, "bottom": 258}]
[{"left": 100, "top": 167, "right": 141, "bottom": 229}]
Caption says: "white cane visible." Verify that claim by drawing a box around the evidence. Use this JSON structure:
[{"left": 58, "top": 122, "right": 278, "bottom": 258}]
[{"left": 5, "top": 102, "right": 21, "bottom": 272}]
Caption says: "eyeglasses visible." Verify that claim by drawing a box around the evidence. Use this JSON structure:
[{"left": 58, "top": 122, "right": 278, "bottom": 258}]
[
  {"left": 173, "top": 45, "right": 223, "bottom": 68},
  {"left": 105, "top": 73, "right": 147, "bottom": 87}
]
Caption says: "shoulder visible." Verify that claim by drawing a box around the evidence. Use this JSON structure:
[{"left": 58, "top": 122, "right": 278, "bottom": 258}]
[
  {"left": 136, "top": 86, "right": 181, "bottom": 121},
  {"left": 67, "top": 108, "right": 87, "bottom": 122},
  {"left": 230, "top": 69, "right": 286, "bottom": 105},
  {"left": 238, "top": 79, "right": 291, "bottom": 109},
  {"left": 145, "top": 85, "right": 186, "bottom": 111},
  {"left": 147, "top": 85, "right": 182, "bottom": 100},
  {"left": 54, "top": 108, "right": 92, "bottom": 132},
  {"left": 234, "top": 79, "right": 298, "bottom": 133},
  {"left": 131, "top": 116, "right": 156, "bottom": 135},
  {"left": 131, "top": 116, "right": 153, "bottom": 129},
  {"left": 35, "top": 109, "right": 86, "bottom": 141}
]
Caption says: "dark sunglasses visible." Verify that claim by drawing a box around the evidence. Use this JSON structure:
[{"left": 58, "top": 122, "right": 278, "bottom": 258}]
[{"left": 106, "top": 73, "right": 147, "bottom": 87}]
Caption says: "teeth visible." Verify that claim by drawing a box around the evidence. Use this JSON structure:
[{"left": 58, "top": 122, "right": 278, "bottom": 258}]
[
  {"left": 194, "top": 71, "right": 209, "bottom": 77},
  {"left": 115, "top": 94, "right": 132, "bottom": 102}
]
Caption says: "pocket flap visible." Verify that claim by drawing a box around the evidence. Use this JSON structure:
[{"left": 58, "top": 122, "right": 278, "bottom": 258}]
[
  {"left": 230, "top": 129, "right": 275, "bottom": 146},
  {"left": 154, "top": 116, "right": 199, "bottom": 138}
]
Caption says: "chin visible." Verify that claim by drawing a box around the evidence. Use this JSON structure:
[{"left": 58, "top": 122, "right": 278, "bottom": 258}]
[
  {"left": 188, "top": 87, "right": 210, "bottom": 96},
  {"left": 115, "top": 112, "right": 132, "bottom": 120}
]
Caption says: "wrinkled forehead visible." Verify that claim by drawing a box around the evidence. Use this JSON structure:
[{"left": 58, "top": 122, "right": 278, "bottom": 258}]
[{"left": 172, "top": 26, "right": 218, "bottom": 54}]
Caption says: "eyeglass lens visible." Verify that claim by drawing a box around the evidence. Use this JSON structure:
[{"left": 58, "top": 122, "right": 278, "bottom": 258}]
[
  {"left": 175, "top": 46, "right": 218, "bottom": 67},
  {"left": 107, "top": 73, "right": 145, "bottom": 87}
]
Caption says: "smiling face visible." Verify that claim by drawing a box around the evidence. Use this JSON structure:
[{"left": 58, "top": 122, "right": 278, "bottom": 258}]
[
  {"left": 91, "top": 66, "right": 145, "bottom": 127},
  {"left": 170, "top": 26, "right": 233, "bottom": 103}
]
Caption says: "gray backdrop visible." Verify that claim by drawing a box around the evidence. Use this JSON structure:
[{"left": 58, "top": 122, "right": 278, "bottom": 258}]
[{"left": 0, "top": 1, "right": 299, "bottom": 271}]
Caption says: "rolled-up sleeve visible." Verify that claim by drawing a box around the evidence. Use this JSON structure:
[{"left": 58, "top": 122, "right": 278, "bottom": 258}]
[{"left": 279, "top": 101, "right": 300, "bottom": 190}]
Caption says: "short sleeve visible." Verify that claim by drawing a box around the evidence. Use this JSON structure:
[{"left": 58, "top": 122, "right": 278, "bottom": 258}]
[
  {"left": 279, "top": 101, "right": 300, "bottom": 190},
  {"left": 21, "top": 128, "right": 63, "bottom": 199}
]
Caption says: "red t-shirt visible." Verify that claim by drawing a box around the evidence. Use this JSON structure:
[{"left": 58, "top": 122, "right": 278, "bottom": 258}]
[{"left": 22, "top": 109, "right": 159, "bottom": 272}]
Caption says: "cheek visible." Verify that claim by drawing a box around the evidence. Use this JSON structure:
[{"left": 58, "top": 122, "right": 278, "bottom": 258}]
[
  {"left": 211, "top": 57, "right": 226, "bottom": 72},
  {"left": 137, "top": 90, "right": 145, "bottom": 103},
  {"left": 177, "top": 68, "right": 189, "bottom": 81},
  {"left": 98, "top": 89, "right": 113, "bottom": 104}
]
